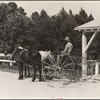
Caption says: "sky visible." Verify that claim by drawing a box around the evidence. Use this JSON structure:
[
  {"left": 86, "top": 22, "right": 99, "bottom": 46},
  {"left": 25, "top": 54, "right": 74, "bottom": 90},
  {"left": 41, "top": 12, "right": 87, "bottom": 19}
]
[{"left": 0, "top": 1, "right": 100, "bottom": 19}]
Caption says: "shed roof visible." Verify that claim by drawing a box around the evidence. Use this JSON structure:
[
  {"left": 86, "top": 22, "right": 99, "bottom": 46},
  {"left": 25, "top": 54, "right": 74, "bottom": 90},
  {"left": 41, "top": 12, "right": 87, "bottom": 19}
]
[{"left": 74, "top": 18, "right": 100, "bottom": 32}]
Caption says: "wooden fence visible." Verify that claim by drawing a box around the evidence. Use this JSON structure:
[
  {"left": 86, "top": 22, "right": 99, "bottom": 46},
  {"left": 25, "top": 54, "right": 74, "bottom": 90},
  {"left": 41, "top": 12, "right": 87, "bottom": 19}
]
[{"left": 0, "top": 53, "right": 16, "bottom": 66}]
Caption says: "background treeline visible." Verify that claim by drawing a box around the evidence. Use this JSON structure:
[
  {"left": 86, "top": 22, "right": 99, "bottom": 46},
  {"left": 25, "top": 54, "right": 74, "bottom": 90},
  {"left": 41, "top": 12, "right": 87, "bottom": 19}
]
[{"left": 0, "top": 2, "right": 100, "bottom": 59}]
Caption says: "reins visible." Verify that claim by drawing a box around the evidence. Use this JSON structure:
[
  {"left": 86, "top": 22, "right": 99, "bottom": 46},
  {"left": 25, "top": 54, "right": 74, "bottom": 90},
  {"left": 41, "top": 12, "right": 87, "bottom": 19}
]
[
  {"left": 19, "top": 49, "right": 33, "bottom": 68},
  {"left": 11, "top": 47, "right": 41, "bottom": 70},
  {"left": 11, "top": 48, "right": 18, "bottom": 59},
  {"left": 19, "top": 49, "right": 42, "bottom": 71}
]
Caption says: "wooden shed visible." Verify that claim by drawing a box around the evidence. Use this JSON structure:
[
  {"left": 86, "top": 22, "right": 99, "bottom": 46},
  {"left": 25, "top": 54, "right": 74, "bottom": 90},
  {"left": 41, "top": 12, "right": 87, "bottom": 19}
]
[{"left": 74, "top": 18, "right": 100, "bottom": 78}]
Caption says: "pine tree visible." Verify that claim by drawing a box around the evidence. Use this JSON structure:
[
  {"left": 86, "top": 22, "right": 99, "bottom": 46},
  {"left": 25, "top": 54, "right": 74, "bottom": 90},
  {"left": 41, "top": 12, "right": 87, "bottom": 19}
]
[{"left": 88, "top": 14, "right": 94, "bottom": 22}]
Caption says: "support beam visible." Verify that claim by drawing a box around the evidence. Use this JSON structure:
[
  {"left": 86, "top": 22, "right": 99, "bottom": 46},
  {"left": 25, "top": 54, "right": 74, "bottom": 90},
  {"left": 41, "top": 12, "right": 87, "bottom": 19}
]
[
  {"left": 95, "top": 61, "right": 99, "bottom": 75},
  {"left": 85, "top": 31, "right": 98, "bottom": 53},
  {"left": 82, "top": 32, "right": 87, "bottom": 78}
]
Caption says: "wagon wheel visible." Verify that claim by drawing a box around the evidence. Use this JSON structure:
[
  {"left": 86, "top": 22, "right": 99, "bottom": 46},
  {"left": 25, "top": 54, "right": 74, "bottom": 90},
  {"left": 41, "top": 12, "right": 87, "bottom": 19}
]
[{"left": 42, "top": 51, "right": 75, "bottom": 88}]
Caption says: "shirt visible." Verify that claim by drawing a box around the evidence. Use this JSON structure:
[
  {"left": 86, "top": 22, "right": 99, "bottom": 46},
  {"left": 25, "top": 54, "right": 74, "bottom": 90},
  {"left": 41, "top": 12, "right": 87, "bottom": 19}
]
[{"left": 62, "top": 42, "right": 73, "bottom": 54}]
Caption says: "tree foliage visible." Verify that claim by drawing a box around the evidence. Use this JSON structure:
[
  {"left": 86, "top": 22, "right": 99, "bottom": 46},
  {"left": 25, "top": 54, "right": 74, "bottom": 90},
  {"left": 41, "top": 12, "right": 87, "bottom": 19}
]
[
  {"left": 0, "top": 2, "right": 97, "bottom": 58},
  {"left": 74, "top": 7, "right": 94, "bottom": 25},
  {"left": 0, "top": 2, "right": 33, "bottom": 52}
]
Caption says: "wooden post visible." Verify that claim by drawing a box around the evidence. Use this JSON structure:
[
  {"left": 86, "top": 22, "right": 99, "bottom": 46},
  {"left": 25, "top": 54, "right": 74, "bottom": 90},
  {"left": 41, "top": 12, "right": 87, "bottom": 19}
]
[
  {"left": 95, "top": 61, "right": 99, "bottom": 75},
  {"left": 10, "top": 61, "right": 13, "bottom": 66},
  {"left": 82, "top": 32, "right": 87, "bottom": 78}
]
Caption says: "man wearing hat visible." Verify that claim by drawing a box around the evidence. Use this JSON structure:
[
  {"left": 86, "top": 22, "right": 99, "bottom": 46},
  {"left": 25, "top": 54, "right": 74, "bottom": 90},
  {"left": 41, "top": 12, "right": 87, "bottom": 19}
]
[{"left": 61, "top": 36, "right": 73, "bottom": 55}]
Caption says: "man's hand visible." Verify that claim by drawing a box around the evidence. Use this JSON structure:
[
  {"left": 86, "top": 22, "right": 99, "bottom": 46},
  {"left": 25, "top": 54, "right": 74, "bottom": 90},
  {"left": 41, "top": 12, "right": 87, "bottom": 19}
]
[{"left": 61, "top": 51, "right": 64, "bottom": 54}]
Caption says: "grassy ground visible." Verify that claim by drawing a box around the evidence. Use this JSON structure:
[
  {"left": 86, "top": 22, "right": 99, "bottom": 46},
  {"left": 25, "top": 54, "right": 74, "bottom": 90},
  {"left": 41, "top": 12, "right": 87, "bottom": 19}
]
[{"left": 0, "top": 64, "right": 18, "bottom": 73}]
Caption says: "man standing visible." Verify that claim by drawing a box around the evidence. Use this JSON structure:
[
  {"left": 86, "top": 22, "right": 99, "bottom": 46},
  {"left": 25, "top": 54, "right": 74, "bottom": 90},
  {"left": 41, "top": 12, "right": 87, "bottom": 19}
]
[{"left": 61, "top": 36, "right": 73, "bottom": 55}]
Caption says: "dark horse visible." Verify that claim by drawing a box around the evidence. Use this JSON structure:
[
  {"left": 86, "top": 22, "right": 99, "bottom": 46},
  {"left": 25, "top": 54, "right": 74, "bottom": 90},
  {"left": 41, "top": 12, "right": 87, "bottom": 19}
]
[{"left": 4, "top": 44, "right": 42, "bottom": 82}]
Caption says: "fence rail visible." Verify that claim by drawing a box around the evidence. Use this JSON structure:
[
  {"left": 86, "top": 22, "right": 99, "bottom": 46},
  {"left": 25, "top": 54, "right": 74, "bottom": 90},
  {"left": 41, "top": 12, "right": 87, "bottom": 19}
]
[
  {"left": 0, "top": 53, "right": 9, "bottom": 56},
  {"left": 0, "top": 59, "right": 16, "bottom": 66},
  {"left": 0, "top": 53, "right": 16, "bottom": 66}
]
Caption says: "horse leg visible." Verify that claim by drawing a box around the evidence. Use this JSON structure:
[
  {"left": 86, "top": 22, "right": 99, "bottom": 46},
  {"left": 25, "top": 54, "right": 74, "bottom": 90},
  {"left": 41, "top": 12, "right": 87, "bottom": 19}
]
[
  {"left": 27, "top": 67, "right": 30, "bottom": 77},
  {"left": 17, "top": 62, "right": 21, "bottom": 79},
  {"left": 32, "top": 66, "right": 37, "bottom": 82},
  {"left": 18, "top": 62, "right": 23, "bottom": 80},
  {"left": 18, "top": 68, "right": 22, "bottom": 80},
  {"left": 24, "top": 64, "right": 30, "bottom": 78},
  {"left": 23, "top": 64, "right": 28, "bottom": 78},
  {"left": 24, "top": 66, "right": 27, "bottom": 77},
  {"left": 39, "top": 69, "right": 42, "bottom": 81},
  {"left": 38, "top": 65, "right": 42, "bottom": 81}
]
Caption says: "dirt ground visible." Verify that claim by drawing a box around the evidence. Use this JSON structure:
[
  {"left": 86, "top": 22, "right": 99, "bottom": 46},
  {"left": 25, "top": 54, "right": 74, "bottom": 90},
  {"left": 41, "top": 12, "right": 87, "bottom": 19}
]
[{"left": 0, "top": 71, "right": 100, "bottom": 99}]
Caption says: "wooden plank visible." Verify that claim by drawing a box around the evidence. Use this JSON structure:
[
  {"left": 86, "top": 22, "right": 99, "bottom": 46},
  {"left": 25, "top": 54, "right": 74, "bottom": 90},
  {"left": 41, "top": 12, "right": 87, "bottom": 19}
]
[
  {"left": 0, "top": 53, "right": 10, "bottom": 56},
  {"left": 0, "top": 59, "right": 15, "bottom": 63}
]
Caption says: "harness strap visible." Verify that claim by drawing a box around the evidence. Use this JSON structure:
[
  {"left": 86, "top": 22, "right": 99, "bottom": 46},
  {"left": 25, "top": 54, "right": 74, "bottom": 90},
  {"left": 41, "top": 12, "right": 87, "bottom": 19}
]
[
  {"left": 19, "top": 49, "right": 32, "bottom": 68},
  {"left": 19, "top": 50, "right": 40, "bottom": 70},
  {"left": 10, "top": 48, "right": 18, "bottom": 59}
]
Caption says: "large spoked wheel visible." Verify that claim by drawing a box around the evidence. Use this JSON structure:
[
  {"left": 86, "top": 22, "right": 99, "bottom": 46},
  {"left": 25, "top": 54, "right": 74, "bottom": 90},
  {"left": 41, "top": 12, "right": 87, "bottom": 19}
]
[{"left": 42, "top": 52, "right": 75, "bottom": 88}]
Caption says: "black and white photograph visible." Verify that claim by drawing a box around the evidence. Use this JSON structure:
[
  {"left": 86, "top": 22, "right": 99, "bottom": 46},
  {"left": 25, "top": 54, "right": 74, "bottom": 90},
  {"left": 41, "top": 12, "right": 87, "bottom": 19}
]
[{"left": 0, "top": 1, "right": 100, "bottom": 99}]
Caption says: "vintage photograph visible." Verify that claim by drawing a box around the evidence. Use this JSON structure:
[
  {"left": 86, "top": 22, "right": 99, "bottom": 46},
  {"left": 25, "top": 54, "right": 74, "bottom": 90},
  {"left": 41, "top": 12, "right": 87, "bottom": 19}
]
[{"left": 0, "top": 1, "right": 100, "bottom": 99}]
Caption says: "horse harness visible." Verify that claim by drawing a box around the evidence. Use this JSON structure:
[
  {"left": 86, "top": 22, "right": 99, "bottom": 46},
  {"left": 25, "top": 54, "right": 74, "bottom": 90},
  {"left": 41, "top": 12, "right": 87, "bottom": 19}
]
[
  {"left": 13, "top": 48, "right": 41, "bottom": 70},
  {"left": 11, "top": 48, "right": 32, "bottom": 68},
  {"left": 19, "top": 49, "right": 33, "bottom": 68}
]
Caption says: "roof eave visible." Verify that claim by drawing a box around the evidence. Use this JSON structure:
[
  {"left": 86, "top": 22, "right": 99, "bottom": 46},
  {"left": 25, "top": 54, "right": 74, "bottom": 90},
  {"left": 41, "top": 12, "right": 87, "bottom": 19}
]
[{"left": 74, "top": 27, "right": 100, "bottom": 32}]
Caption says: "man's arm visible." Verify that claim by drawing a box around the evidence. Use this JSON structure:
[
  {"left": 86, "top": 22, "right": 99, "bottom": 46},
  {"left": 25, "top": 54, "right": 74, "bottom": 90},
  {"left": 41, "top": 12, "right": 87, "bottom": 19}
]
[{"left": 61, "top": 44, "right": 69, "bottom": 53}]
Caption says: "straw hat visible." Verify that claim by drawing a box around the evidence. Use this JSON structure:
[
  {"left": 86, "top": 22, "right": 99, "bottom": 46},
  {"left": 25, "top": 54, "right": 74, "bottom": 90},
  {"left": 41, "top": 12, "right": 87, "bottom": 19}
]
[{"left": 64, "top": 37, "right": 70, "bottom": 41}]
